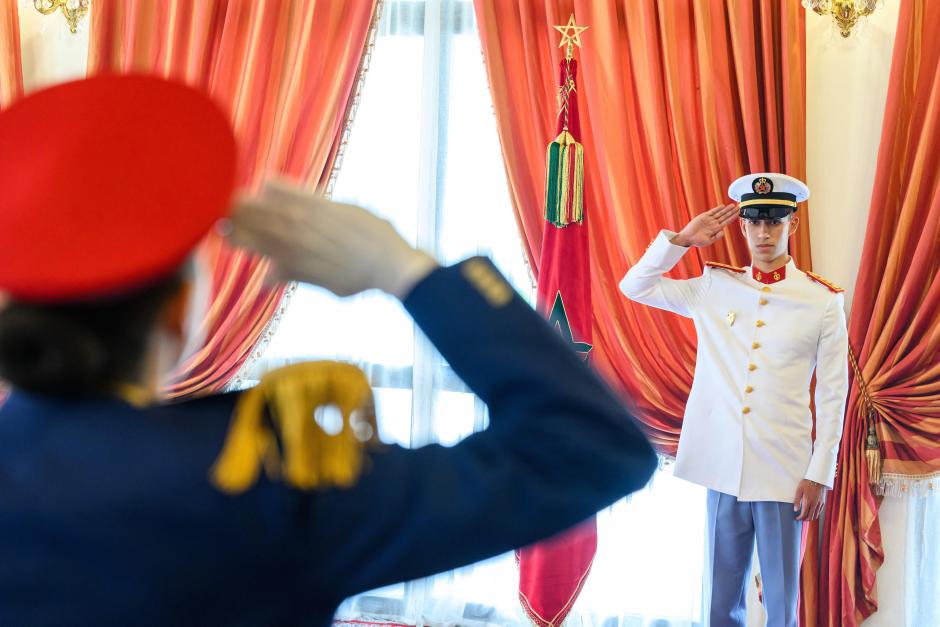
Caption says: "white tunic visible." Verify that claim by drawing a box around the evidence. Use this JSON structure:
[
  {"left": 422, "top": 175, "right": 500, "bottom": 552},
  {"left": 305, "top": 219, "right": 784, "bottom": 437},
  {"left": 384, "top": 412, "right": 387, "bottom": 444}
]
[{"left": 620, "top": 231, "right": 848, "bottom": 502}]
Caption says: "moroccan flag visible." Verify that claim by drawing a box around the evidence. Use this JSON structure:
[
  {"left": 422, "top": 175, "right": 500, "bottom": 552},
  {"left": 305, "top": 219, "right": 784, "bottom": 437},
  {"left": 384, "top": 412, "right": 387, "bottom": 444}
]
[{"left": 517, "top": 45, "right": 596, "bottom": 627}]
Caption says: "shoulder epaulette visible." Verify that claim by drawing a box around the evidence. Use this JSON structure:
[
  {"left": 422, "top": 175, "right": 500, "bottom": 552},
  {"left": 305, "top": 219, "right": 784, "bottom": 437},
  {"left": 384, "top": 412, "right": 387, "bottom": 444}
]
[
  {"left": 210, "top": 361, "right": 379, "bottom": 495},
  {"left": 704, "top": 261, "right": 746, "bottom": 274},
  {"left": 805, "top": 271, "right": 844, "bottom": 293}
]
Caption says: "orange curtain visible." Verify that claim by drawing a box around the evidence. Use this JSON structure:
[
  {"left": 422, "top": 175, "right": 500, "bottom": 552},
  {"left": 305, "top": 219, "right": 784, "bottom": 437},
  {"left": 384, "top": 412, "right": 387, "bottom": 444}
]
[
  {"left": 0, "top": 0, "right": 22, "bottom": 107},
  {"left": 474, "top": 0, "right": 808, "bottom": 454},
  {"left": 88, "top": 0, "right": 379, "bottom": 396},
  {"left": 809, "top": 1, "right": 940, "bottom": 625}
]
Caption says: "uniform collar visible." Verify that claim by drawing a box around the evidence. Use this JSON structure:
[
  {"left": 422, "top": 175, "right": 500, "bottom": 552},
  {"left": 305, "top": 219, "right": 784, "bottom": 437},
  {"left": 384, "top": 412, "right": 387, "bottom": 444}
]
[
  {"left": 3, "top": 386, "right": 154, "bottom": 411},
  {"left": 750, "top": 259, "right": 796, "bottom": 285}
]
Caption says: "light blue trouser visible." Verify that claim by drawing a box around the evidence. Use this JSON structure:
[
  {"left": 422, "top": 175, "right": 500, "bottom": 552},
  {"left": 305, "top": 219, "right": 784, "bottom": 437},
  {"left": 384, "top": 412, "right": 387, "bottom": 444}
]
[{"left": 706, "top": 490, "right": 803, "bottom": 627}]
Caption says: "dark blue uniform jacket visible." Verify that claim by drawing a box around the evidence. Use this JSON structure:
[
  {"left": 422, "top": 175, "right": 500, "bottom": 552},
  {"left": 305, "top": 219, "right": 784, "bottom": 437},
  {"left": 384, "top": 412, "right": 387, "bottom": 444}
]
[{"left": 0, "top": 259, "right": 656, "bottom": 626}]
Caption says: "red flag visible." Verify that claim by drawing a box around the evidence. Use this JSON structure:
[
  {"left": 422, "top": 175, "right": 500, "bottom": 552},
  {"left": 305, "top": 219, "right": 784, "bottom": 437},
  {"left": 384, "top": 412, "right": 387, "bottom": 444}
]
[{"left": 517, "top": 44, "right": 596, "bottom": 627}]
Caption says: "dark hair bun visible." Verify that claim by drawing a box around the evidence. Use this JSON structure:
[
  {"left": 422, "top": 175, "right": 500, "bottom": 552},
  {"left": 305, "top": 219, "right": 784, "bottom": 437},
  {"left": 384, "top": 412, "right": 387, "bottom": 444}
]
[{"left": 0, "top": 304, "right": 108, "bottom": 396}]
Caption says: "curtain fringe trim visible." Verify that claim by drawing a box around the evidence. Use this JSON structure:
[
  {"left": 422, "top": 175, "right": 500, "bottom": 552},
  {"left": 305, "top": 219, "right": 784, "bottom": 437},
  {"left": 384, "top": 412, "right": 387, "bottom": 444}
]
[
  {"left": 224, "top": 282, "right": 298, "bottom": 392},
  {"left": 872, "top": 471, "right": 940, "bottom": 498},
  {"left": 225, "top": 0, "right": 385, "bottom": 392},
  {"left": 472, "top": 16, "right": 537, "bottom": 292},
  {"left": 322, "top": 0, "right": 384, "bottom": 197}
]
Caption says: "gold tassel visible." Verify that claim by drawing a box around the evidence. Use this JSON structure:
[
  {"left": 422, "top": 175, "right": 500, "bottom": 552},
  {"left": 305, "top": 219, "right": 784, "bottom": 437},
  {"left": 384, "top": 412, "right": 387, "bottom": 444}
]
[
  {"left": 544, "top": 130, "right": 584, "bottom": 227},
  {"left": 848, "top": 344, "right": 882, "bottom": 486},
  {"left": 865, "top": 419, "right": 882, "bottom": 485},
  {"left": 558, "top": 134, "right": 571, "bottom": 223},
  {"left": 210, "top": 361, "right": 378, "bottom": 494},
  {"left": 571, "top": 138, "right": 583, "bottom": 223}
]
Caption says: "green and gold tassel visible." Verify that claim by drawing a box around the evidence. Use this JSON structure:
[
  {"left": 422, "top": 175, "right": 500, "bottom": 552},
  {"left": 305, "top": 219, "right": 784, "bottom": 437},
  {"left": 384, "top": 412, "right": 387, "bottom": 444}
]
[{"left": 545, "top": 130, "right": 584, "bottom": 227}]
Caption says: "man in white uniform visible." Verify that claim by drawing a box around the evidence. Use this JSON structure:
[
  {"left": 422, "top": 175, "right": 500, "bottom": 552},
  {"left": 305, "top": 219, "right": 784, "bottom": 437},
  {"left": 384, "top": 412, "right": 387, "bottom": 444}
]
[{"left": 620, "top": 173, "right": 848, "bottom": 627}]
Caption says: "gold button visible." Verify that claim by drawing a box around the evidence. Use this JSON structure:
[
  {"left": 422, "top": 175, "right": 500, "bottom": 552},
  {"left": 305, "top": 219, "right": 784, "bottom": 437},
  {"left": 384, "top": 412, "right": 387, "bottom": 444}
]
[
  {"left": 759, "top": 298, "right": 769, "bottom": 305},
  {"left": 748, "top": 363, "right": 757, "bottom": 371},
  {"left": 742, "top": 407, "right": 751, "bottom": 414},
  {"left": 752, "top": 342, "right": 761, "bottom": 349},
  {"left": 745, "top": 386, "right": 754, "bottom": 393},
  {"left": 761, "top": 286, "right": 771, "bottom": 293},
  {"left": 756, "top": 320, "right": 766, "bottom": 327}
]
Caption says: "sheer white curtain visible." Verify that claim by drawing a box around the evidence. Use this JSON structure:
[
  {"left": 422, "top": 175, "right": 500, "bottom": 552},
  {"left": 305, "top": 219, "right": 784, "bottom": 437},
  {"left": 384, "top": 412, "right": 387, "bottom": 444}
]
[
  {"left": 861, "top": 493, "right": 940, "bottom": 627},
  {"left": 254, "top": 1, "right": 709, "bottom": 625}
]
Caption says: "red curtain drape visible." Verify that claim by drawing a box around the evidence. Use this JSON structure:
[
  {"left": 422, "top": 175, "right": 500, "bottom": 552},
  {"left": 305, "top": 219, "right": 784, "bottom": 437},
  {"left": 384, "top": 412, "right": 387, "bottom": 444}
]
[
  {"left": 0, "top": 0, "right": 22, "bottom": 107},
  {"left": 808, "top": 1, "right": 940, "bottom": 625},
  {"left": 87, "top": 0, "right": 379, "bottom": 396},
  {"left": 474, "top": 0, "right": 809, "bottom": 455}
]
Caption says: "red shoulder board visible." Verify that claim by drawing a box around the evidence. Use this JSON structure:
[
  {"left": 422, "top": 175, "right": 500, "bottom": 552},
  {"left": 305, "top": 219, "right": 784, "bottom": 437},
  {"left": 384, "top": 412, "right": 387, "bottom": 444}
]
[
  {"left": 704, "top": 261, "right": 746, "bottom": 274},
  {"left": 805, "top": 271, "right": 844, "bottom": 293}
]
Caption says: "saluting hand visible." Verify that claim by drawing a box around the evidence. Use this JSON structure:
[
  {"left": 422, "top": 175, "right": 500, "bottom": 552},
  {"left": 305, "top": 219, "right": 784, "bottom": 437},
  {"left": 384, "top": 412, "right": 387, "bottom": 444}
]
[
  {"left": 225, "top": 180, "right": 438, "bottom": 299},
  {"left": 670, "top": 204, "right": 738, "bottom": 247}
]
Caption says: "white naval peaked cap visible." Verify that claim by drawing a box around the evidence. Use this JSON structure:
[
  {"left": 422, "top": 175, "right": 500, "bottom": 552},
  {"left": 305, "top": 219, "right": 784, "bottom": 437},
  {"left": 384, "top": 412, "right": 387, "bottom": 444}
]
[{"left": 728, "top": 173, "right": 809, "bottom": 219}]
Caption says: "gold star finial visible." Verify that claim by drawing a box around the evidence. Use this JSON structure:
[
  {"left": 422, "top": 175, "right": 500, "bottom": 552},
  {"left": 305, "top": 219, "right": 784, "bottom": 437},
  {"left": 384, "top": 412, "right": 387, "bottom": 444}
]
[{"left": 554, "top": 14, "right": 588, "bottom": 56}]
